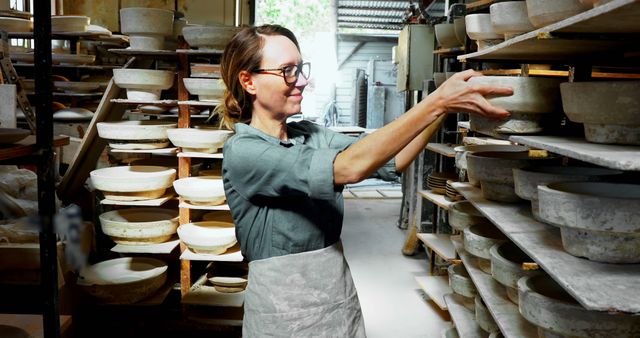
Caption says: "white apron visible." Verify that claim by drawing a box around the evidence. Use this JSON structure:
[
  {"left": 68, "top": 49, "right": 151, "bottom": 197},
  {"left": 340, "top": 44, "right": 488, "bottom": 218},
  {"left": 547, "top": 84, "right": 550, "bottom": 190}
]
[{"left": 243, "top": 241, "right": 367, "bottom": 338}]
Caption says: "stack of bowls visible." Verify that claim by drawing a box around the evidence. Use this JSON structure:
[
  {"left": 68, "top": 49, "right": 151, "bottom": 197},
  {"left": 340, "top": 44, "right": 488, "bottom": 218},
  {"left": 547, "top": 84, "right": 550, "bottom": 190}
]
[
  {"left": 427, "top": 172, "right": 459, "bottom": 195},
  {"left": 447, "top": 263, "right": 477, "bottom": 311},
  {"left": 120, "top": 8, "right": 174, "bottom": 50},
  {"left": 445, "top": 180, "right": 463, "bottom": 202},
  {"left": 97, "top": 120, "right": 176, "bottom": 150},
  {"left": 183, "top": 78, "right": 226, "bottom": 101}
]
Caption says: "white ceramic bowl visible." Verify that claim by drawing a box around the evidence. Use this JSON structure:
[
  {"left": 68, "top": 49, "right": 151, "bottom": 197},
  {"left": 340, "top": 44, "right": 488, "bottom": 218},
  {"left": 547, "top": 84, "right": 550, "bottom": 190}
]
[
  {"left": 526, "top": 0, "right": 588, "bottom": 28},
  {"left": 173, "top": 176, "right": 226, "bottom": 205},
  {"left": 183, "top": 78, "right": 225, "bottom": 101},
  {"left": 112, "top": 69, "right": 174, "bottom": 100},
  {"left": 167, "top": 128, "right": 233, "bottom": 153},
  {"left": 178, "top": 221, "right": 237, "bottom": 254},
  {"left": 182, "top": 25, "right": 241, "bottom": 50},
  {"left": 51, "top": 15, "right": 90, "bottom": 33},
  {"left": 435, "top": 23, "right": 460, "bottom": 48},
  {"left": 465, "top": 14, "right": 503, "bottom": 41},
  {"left": 54, "top": 81, "right": 101, "bottom": 93},
  {"left": 52, "top": 108, "right": 94, "bottom": 121},
  {"left": 77, "top": 257, "right": 167, "bottom": 304},
  {"left": 0, "top": 17, "right": 32, "bottom": 32},
  {"left": 120, "top": 8, "right": 174, "bottom": 50},
  {"left": 90, "top": 166, "right": 176, "bottom": 201},
  {"left": 99, "top": 207, "right": 178, "bottom": 244},
  {"left": 490, "top": 1, "right": 536, "bottom": 39},
  {"left": 0, "top": 128, "right": 30, "bottom": 144},
  {"left": 97, "top": 120, "right": 176, "bottom": 149}
]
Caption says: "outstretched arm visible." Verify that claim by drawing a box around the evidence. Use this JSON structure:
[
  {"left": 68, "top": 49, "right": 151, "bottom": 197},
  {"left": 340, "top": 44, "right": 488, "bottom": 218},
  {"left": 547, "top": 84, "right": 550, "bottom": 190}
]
[{"left": 334, "top": 70, "right": 513, "bottom": 184}]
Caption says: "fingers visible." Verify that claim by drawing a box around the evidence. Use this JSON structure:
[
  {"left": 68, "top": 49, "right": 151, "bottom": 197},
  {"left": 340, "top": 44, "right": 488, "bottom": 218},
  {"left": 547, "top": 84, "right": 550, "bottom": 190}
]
[
  {"left": 457, "top": 69, "right": 483, "bottom": 81},
  {"left": 472, "top": 96, "right": 511, "bottom": 119},
  {"left": 474, "top": 84, "right": 514, "bottom": 97}
]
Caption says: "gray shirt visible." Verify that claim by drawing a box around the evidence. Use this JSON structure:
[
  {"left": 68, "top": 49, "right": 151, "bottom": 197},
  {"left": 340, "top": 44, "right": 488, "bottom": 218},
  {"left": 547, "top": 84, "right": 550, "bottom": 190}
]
[{"left": 222, "top": 121, "right": 398, "bottom": 261}]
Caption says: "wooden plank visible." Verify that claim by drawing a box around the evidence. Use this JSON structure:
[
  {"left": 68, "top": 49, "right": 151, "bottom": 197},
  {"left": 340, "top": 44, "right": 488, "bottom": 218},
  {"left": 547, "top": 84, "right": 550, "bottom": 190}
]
[
  {"left": 58, "top": 77, "right": 127, "bottom": 201},
  {"left": 418, "top": 233, "right": 457, "bottom": 261},
  {"left": 177, "top": 152, "right": 224, "bottom": 159},
  {"left": 459, "top": 0, "right": 640, "bottom": 62},
  {"left": 462, "top": 137, "right": 512, "bottom": 146},
  {"left": 426, "top": 143, "right": 457, "bottom": 158},
  {"left": 452, "top": 182, "right": 640, "bottom": 313},
  {"left": 100, "top": 193, "right": 175, "bottom": 206},
  {"left": 510, "top": 135, "right": 640, "bottom": 171},
  {"left": 111, "top": 239, "right": 180, "bottom": 254},
  {"left": 418, "top": 189, "right": 454, "bottom": 210},
  {"left": 415, "top": 276, "right": 452, "bottom": 311},
  {"left": 444, "top": 293, "right": 489, "bottom": 338},
  {"left": 480, "top": 69, "right": 640, "bottom": 79},
  {"left": 0, "top": 135, "right": 69, "bottom": 161},
  {"left": 456, "top": 246, "right": 538, "bottom": 338}
]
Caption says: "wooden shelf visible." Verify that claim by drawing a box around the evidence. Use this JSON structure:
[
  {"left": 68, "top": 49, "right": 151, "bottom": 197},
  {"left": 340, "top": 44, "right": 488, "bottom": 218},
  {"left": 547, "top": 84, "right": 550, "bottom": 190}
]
[
  {"left": 10, "top": 31, "right": 111, "bottom": 40},
  {"left": 109, "top": 147, "right": 178, "bottom": 155},
  {"left": 108, "top": 48, "right": 177, "bottom": 57},
  {"left": 466, "top": 0, "right": 496, "bottom": 12},
  {"left": 178, "top": 100, "right": 221, "bottom": 106},
  {"left": 110, "top": 99, "right": 178, "bottom": 106},
  {"left": 480, "top": 69, "right": 640, "bottom": 79},
  {"left": 452, "top": 238, "right": 538, "bottom": 338},
  {"left": 444, "top": 293, "right": 488, "bottom": 338},
  {"left": 179, "top": 201, "right": 229, "bottom": 210},
  {"left": 459, "top": 0, "right": 640, "bottom": 62},
  {"left": 415, "top": 276, "right": 452, "bottom": 311},
  {"left": 426, "top": 143, "right": 457, "bottom": 157},
  {"left": 100, "top": 193, "right": 175, "bottom": 206},
  {"left": 111, "top": 239, "right": 180, "bottom": 254},
  {"left": 182, "top": 273, "right": 244, "bottom": 307},
  {"left": 0, "top": 135, "right": 69, "bottom": 162},
  {"left": 176, "top": 49, "right": 224, "bottom": 55},
  {"left": 452, "top": 182, "right": 640, "bottom": 314},
  {"left": 417, "top": 233, "right": 457, "bottom": 261},
  {"left": 434, "top": 46, "right": 466, "bottom": 55},
  {"left": 418, "top": 189, "right": 454, "bottom": 210},
  {"left": 180, "top": 244, "right": 243, "bottom": 262},
  {"left": 13, "top": 63, "right": 121, "bottom": 70},
  {"left": 25, "top": 91, "right": 104, "bottom": 97},
  {"left": 509, "top": 135, "right": 640, "bottom": 171},
  {"left": 177, "top": 152, "right": 223, "bottom": 159}
]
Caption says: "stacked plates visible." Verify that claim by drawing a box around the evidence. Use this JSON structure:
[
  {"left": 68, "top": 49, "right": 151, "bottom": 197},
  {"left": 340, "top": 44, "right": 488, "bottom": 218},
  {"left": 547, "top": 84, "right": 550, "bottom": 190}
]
[
  {"left": 445, "top": 180, "right": 464, "bottom": 202},
  {"left": 427, "top": 172, "right": 458, "bottom": 195}
]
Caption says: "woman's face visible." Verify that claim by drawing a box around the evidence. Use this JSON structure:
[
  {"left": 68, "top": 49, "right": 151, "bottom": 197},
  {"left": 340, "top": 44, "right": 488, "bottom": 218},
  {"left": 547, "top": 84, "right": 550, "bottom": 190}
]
[{"left": 250, "top": 35, "right": 308, "bottom": 120}]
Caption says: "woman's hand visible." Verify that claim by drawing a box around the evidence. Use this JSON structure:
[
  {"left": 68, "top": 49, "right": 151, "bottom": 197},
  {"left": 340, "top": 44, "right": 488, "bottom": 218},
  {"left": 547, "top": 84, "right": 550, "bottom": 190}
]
[{"left": 432, "top": 69, "right": 513, "bottom": 119}]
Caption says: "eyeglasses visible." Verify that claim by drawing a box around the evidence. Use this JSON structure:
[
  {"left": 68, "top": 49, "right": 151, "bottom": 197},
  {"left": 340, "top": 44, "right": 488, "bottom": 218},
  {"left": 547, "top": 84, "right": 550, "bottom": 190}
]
[{"left": 252, "top": 62, "right": 311, "bottom": 85}]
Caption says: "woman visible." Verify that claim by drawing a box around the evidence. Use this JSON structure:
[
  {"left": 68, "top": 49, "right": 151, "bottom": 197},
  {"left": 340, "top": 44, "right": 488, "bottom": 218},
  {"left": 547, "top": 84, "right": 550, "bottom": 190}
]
[{"left": 219, "top": 25, "right": 511, "bottom": 337}]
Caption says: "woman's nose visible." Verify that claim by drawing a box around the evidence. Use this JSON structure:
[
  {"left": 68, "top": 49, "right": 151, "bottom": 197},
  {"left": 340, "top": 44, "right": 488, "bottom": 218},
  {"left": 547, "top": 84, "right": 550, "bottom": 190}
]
[{"left": 295, "top": 73, "right": 308, "bottom": 88}]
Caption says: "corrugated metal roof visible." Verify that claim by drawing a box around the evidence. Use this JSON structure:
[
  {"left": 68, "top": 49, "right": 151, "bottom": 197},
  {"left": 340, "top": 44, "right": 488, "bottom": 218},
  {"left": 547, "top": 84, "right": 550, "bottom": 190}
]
[{"left": 336, "top": 0, "right": 447, "bottom": 33}]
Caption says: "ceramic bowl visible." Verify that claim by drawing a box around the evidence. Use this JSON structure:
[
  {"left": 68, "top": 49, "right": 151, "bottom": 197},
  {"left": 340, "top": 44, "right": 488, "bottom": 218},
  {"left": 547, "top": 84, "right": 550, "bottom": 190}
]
[
  {"left": 173, "top": 176, "right": 226, "bottom": 205},
  {"left": 51, "top": 15, "right": 90, "bottom": 33},
  {"left": 0, "top": 17, "right": 32, "bottom": 32},
  {"left": 52, "top": 108, "right": 94, "bottom": 121},
  {"left": 490, "top": 1, "right": 536, "bottom": 39},
  {"left": 183, "top": 78, "right": 225, "bottom": 101},
  {"left": 448, "top": 200, "right": 492, "bottom": 231},
  {"left": 90, "top": 166, "right": 176, "bottom": 201},
  {"left": 112, "top": 69, "right": 174, "bottom": 100},
  {"left": 561, "top": 81, "right": 640, "bottom": 145},
  {"left": 77, "top": 257, "right": 167, "bottom": 304},
  {"left": 208, "top": 276, "right": 247, "bottom": 288},
  {"left": 0, "top": 128, "right": 29, "bottom": 144},
  {"left": 448, "top": 263, "right": 477, "bottom": 298},
  {"left": 526, "top": 0, "right": 588, "bottom": 28},
  {"left": 54, "top": 81, "right": 101, "bottom": 93},
  {"left": 120, "top": 8, "right": 174, "bottom": 50},
  {"left": 178, "top": 221, "right": 237, "bottom": 254},
  {"left": 454, "top": 18, "right": 466, "bottom": 45},
  {"left": 167, "top": 128, "right": 233, "bottom": 153},
  {"left": 489, "top": 242, "right": 541, "bottom": 303},
  {"left": 97, "top": 120, "right": 176, "bottom": 150},
  {"left": 463, "top": 223, "right": 509, "bottom": 260},
  {"left": 465, "top": 14, "right": 503, "bottom": 40},
  {"left": 99, "top": 208, "right": 178, "bottom": 244},
  {"left": 435, "top": 23, "right": 460, "bottom": 48},
  {"left": 454, "top": 144, "right": 528, "bottom": 177},
  {"left": 182, "top": 25, "right": 241, "bottom": 50}
]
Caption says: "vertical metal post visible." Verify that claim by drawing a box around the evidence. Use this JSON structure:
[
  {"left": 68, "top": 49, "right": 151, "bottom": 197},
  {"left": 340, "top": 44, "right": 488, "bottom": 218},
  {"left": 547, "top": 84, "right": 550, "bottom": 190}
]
[{"left": 34, "top": 1, "right": 60, "bottom": 338}]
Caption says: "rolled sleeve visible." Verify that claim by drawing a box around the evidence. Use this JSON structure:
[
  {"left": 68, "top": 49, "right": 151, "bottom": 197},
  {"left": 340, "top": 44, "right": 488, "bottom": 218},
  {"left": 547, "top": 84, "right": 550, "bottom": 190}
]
[{"left": 308, "top": 147, "right": 342, "bottom": 199}]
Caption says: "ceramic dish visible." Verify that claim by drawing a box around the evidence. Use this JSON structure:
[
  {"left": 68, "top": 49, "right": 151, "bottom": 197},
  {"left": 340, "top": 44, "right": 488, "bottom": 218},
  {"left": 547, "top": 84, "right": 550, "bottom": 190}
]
[
  {"left": 51, "top": 15, "right": 90, "bottom": 33},
  {"left": 97, "top": 120, "right": 176, "bottom": 150},
  {"left": 120, "top": 8, "right": 174, "bottom": 50},
  {"left": 99, "top": 207, "right": 178, "bottom": 245},
  {"left": 90, "top": 166, "right": 176, "bottom": 201},
  {"left": 177, "top": 221, "right": 237, "bottom": 255},
  {"left": 52, "top": 108, "right": 94, "bottom": 121},
  {"left": 112, "top": 69, "right": 174, "bottom": 101},
  {"left": 182, "top": 25, "right": 241, "bottom": 50},
  {"left": 173, "top": 176, "right": 226, "bottom": 205},
  {"left": 167, "top": 128, "right": 233, "bottom": 153},
  {"left": 54, "top": 81, "right": 101, "bottom": 93},
  {"left": 183, "top": 78, "right": 225, "bottom": 101}
]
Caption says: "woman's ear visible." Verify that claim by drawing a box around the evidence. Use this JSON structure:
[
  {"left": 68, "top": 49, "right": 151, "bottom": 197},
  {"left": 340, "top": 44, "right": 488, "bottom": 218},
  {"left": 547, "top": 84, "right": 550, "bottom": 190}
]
[{"left": 239, "top": 70, "right": 256, "bottom": 95}]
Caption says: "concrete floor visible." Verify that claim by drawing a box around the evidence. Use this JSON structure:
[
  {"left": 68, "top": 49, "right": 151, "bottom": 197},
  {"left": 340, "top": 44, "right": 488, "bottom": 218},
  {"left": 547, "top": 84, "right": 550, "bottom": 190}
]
[{"left": 342, "top": 198, "right": 451, "bottom": 338}]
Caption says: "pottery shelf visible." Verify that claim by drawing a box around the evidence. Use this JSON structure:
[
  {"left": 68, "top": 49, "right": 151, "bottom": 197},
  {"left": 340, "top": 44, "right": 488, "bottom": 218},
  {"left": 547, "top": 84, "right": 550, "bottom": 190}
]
[
  {"left": 415, "top": 275, "right": 452, "bottom": 311},
  {"left": 417, "top": 233, "right": 457, "bottom": 261},
  {"left": 13, "top": 63, "right": 122, "bottom": 70},
  {"left": 99, "top": 193, "right": 175, "bottom": 207},
  {"left": 461, "top": 137, "right": 513, "bottom": 146},
  {"left": 108, "top": 48, "right": 178, "bottom": 57},
  {"left": 444, "top": 293, "right": 488, "bottom": 338},
  {"left": 111, "top": 239, "right": 180, "bottom": 254},
  {"left": 9, "top": 31, "right": 119, "bottom": 41},
  {"left": 451, "top": 237, "right": 538, "bottom": 338},
  {"left": 176, "top": 49, "right": 224, "bottom": 56},
  {"left": 178, "top": 201, "right": 229, "bottom": 210},
  {"left": 452, "top": 182, "right": 640, "bottom": 314},
  {"left": 509, "top": 135, "right": 640, "bottom": 171},
  {"left": 458, "top": 0, "right": 640, "bottom": 63},
  {"left": 25, "top": 91, "right": 105, "bottom": 97},
  {"left": 177, "top": 152, "right": 224, "bottom": 159},
  {"left": 108, "top": 147, "right": 178, "bottom": 155},
  {"left": 480, "top": 69, "right": 640, "bottom": 79},
  {"left": 418, "top": 189, "right": 454, "bottom": 210},
  {"left": 0, "top": 135, "right": 69, "bottom": 162},
  {"left": 110, "top": 98, "right": 178, "bottom": 106},
  {"left": 180, "top": 245, "right": 244, "bottom": 262},
  {"left": 426, "top": 143, "right": 457, "bottom": 158},
  {"left": 177, "top": 100, "right": 221, "bottom": 106},
  {"left": 433, "top": 47, "right": 466, "bottom": 55}
]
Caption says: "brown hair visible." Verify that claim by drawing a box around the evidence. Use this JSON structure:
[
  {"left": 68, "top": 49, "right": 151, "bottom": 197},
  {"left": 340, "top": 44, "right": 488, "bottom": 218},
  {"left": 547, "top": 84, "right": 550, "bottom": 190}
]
[{"left": 216, "top": 24, "right": 300, "bottom": 129}]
